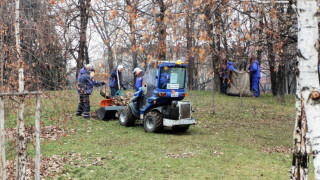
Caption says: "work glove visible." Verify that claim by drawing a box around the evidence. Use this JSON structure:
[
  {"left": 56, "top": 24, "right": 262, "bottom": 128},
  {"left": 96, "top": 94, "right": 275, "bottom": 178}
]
[{"left": 122, "top": 86, "right": 127, "bottom": 90}]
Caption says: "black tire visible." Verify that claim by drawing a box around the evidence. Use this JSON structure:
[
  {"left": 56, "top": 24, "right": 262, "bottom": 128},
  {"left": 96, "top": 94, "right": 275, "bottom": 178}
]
[
  {"left": 119, "top": 106, "right": 135, "bottom": 127},
  {"left": 144, "top": 111, "right": 163, "bottom": 133},
  {"left": 171, "top": 125, "right": 190, "bottom": 132}
]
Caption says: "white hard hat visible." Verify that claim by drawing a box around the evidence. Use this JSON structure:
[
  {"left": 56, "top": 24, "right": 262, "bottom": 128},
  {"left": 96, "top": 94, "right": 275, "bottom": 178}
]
[
  {"left": 85, "top": 64, "right": 93, "bottom": 69},
  {"left": 118, "top": 65, "right": 124, "bottom": 69},
  {"left": 133, "top": 67, "right": 142, "bottom": 74}
]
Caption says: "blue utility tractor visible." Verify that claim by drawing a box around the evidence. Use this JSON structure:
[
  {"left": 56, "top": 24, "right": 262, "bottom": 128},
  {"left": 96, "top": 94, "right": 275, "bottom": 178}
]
[{"left": 118, "top": 60, "right": 195, "bottom": 133}]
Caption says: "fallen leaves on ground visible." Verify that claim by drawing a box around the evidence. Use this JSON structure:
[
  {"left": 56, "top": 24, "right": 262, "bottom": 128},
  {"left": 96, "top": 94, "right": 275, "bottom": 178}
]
[
  {"left": 166, "top": 152, "right": 194, "bottom": 158},
  {"left": 92, "top": 156, "right": 106, "bottom": 166},
  {"left": 62, "top": 152, "right": 106, "bottom": 168},
  {"left": 261, "top": 145, "right": 292, "bottom": 153},
  {"left": 211, "top": 150, "right": 224, "bottom": 156},
  {"left": 5, "top": 125, "right": 73, "bottom": 141},
  {"left": 90, "top": 112, "right": 98, "bottom": 119},
  {"left": 6, "top": 152, "right": 107, "bottom": 179},
  {"left": 6, "top": 156, "right": 67, "bottom": 179}
]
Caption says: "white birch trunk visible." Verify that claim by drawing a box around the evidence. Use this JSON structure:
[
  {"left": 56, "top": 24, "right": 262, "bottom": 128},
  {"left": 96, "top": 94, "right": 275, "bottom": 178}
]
[
  {"left": 15, "top": 0, "right": 21, "bottom": 61},
  {"left": 0, "top": 97, "right": 5, "bottom": 180},
  {"left": 35, "top": 96, "right": 41, "bottom": 180},
  {"left": 15, "top": 0, "right": 26, "bottom": 178},
  {"left": 291, "top": 0, "right": 320, "bottom": 179}
]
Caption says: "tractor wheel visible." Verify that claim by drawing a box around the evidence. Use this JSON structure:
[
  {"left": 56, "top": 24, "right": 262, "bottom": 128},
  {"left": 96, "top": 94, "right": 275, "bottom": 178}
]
[
  {"left": 171, "top": 125, "right": 190, "bottom": 132},
  {"left": 144, "top": 111, "right": 163, "bottom": 133},
  {"left": 119, "top": 106, "right": 135, "bottom": 127}
]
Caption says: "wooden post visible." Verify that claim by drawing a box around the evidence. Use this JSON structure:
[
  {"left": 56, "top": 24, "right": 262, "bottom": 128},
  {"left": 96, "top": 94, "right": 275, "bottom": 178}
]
[
  {"left": 0, "top": 91, "right": 41, "bottom": 180},
  {"left": 16, "top": 68, "right": 25, "bottom": 180},
  {"left": 35, "top": 96, "right": 41, "bottom": 180},
  {"left": 114, "top": 44, "right": 121, "bottom": 90},
  {"left": 0, "top": 97, "right": 5, "bottom": 180}
]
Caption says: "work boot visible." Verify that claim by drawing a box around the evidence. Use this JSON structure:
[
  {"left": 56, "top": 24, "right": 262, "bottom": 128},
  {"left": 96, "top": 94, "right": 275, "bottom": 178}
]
[{"left": 76, "top": 111, "right": 82, "bottom": 116}]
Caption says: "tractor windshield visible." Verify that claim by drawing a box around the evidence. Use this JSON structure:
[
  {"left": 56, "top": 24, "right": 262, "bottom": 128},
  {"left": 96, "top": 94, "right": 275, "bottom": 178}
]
[
  {"left": 159, "top": 66, "right": 186, "bottom": 89},
  {"left": 144, "top": 63, "right": 158, "bottom": 89},
  {"left": 143, "top": 63, "right": 158, "bottom": 97}
]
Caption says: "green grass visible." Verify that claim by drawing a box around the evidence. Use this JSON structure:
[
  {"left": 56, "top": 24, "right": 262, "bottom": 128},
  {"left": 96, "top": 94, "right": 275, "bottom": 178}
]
[{"left": 4, "top": 90, "right": 313, "bottom": 179}]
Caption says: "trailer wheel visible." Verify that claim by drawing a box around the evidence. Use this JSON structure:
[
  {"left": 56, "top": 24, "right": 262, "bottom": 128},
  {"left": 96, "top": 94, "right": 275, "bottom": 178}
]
[
  {"left": 119, "top": 106, "right": 135, "bottom": 127},
  {"left": 144, "top": 111, "right": 163, "bottom": 133},
  {"left": 171, "top": 125, "right": 190, "bottom": 132}
]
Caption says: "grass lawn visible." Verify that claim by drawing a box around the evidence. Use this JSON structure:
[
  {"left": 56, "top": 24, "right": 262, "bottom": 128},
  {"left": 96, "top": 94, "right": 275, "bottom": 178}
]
[{"left": 4, "top": 90, "right": 310, "bottom": 179}]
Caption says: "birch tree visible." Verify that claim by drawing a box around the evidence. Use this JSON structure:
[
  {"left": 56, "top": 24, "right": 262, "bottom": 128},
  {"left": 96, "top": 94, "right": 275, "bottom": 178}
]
[
  {"left": 291, "top": 0, "right": 320, "bottom": 179},
  {"left": 15, "top": 0, "right": 26, "bottom": 178}
]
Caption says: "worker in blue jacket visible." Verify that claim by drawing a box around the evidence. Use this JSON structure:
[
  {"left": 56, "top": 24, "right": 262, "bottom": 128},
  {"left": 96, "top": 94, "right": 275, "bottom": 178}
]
[
  {"left": 109, "top": 65, "right": 126, "bottom": 97},
  {"left": 160, "top": 70, "right": 170, "bottom": 89},
  {"left": 220, "top": 63, "right": 228, "bottom": 94},
  {"left": 226, "top": 61, "right": 236, "bottom": 86},
  {"left": 248, "top": 58, "right": 261, "bottom": 97},
  {"left": 227, "top": 61, "right": 235, "bottom": 71},
  {"left": 133, "top": 67, "right": 144, "bottom": 91},
  {"left": 76, "top": 68, "right": 105, "bottom": 118},
  {"left": 77, "top": 64, "right": 93, "bottom": 81}
]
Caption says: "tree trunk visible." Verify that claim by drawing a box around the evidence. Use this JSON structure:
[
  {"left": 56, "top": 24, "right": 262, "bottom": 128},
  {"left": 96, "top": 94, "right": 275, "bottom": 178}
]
[
  {"left": 266, "top": 3, "right": 279, "bottom": 96},
  {"left": 214, "top": 8, "right": 222, "bottom": 94},
  {"left": 157, "top": 0, "right": 166, "bottom": 61},
  {"left": 15, "top": 0, "right": 26, "bottom": 178},
  {"left": 223, "top": 33, "right": 229, "bottom": 61},
  {"left": 267, "top": 37, "right": 277, "bottom": 96},
  {"left": 0, "top": 28, "right": 4, "bottom": 92},
  {"left": 126, "top": 0, "right": 138, "bottom": 87},
  {"left": 291, "top": 0, "right": 319, "bottom": 179},
  {"left": 76, "top": 0, "right": 91, "bottom": 80},
  {"left": 204, "top": 2, "right": 216, "bottom": 113},
  {"left": 132, "top": 42, "right": 138, "bottom": 87},
  {"left": 257, "top": 5, "right": 264, "bottom": 62},
  {"left": 277, "top": 63, "right": 285, "bottom": 102},
  {"left": 107, "top": 46, "right": 114, "bottom": 74},
  {"left": 186, "top": 11, "right": 194, "bottom": 90},
  {"left": 277, "top": 3, "right": 294, "bottom": 101}
]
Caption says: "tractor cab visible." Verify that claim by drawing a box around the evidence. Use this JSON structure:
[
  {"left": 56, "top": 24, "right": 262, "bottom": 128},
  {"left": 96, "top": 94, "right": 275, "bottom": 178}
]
[
  {"left": 139, "top": 61, "right": 187, "bottom": 112},
  {"left": 119, "top": 60, "right": 195, "bottom": 133}
]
